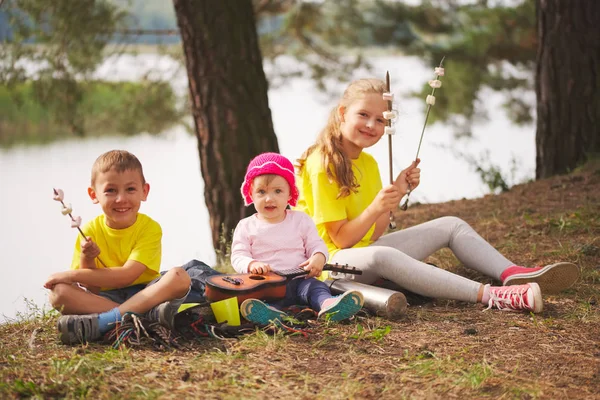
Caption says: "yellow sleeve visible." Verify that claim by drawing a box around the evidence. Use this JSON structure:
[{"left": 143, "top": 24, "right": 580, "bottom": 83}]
[{"left": 311, "top": 170, "right": 348, "bottom": 225}]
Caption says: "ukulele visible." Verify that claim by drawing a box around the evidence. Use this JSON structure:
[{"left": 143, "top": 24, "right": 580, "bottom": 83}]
[{"left": 205, "top": 263, "right": 362, "bottom": 303}]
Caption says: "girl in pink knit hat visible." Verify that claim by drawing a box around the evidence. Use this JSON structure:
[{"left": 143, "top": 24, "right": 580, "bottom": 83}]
[{"left": 233, "top": 152, "right": 364, "bottom": 324}]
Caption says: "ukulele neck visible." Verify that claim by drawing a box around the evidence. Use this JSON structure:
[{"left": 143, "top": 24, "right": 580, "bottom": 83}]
[
  {"left": 273, "top": 263, "right": 360, "bottom": 279},
  {"left": 274, "top": 267, "right": 310, "bottom": 279}
]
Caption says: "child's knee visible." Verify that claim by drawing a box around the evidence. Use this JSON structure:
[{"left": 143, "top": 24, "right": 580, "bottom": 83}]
[
  {"left": 439, "top": 215, "right": 467, "bottom": 229},
  {"left": 167, "top": 266, "right": 191, "bottom": 290},
  {"left": 372, "top": 247, "right": 401, "bottom": 268},
  {"left": 48, "top": 283, "right": 71, "bottom": 309}
]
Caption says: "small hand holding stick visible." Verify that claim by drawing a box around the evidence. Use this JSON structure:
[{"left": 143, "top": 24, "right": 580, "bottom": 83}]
[
  {"left": 400, "top": 57, "right": 445, "bottom": 211},
  {"left": 52, "top": 188, "right": 107, "bottom": 267},
  {"left": 383, "top": 71, "right": 398, "bottom": 229}
]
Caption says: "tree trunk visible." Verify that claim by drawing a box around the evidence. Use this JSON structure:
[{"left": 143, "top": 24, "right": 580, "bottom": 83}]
[
  {"left": 535, "top": 0, "right": 600, "bottom": 179},
  {"left": 173, "top": 0, "right": 279, "bottom": 257}
]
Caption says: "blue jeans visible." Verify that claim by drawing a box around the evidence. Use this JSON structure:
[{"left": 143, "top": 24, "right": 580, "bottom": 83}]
[{"left": 271, "top": 277, "right": 332, "bottom": 312}]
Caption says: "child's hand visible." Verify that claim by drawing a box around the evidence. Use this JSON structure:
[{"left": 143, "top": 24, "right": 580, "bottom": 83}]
[
  {"left": 372, "top": 184, "right": 402, "bottom": 214},
  {"left": 44, "top": 271, "right": 73, "bottom": 289},
  {"left": 300, "top": 252, "right": 327, "bottom": 279},
  {"left": 81, "top": 237, "right": 101, "bottom": 260},
  {"left": 395, "top": 158, "right": 421, "bottom": 195},
  {"left": 248, "top": 261, "right": 271, "bottom": 275}
]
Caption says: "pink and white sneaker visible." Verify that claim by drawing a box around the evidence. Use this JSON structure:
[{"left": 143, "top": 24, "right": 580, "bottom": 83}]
[
  {"left": 318, "top": 290, "right": 364, "bottom": 322},
  {"left": 501, "top": 262, "right": 579, "bottom": 294},
  {"left": 486, "top": 283, "right": 543, "bottom": 313}
]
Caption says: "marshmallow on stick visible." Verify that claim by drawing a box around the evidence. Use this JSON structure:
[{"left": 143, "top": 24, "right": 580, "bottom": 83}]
[
  {"left": 52, "top": 188, "right": 107, "bottom": 267},
  {"left": 400, "top": 57, "right": 446, "bottom": 211},
  {"left": 384, "top": 71, "right": 397, "bottom": 230}
]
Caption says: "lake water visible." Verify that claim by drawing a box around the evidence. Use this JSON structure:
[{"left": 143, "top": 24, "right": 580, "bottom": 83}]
[{"left": 0, "top": 54, "right": 536, "bottom": 322}]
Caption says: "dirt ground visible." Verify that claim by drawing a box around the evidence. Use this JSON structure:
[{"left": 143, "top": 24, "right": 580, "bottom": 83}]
[{"left": 1, "top": 161, "right": 598, "bottom": 399}]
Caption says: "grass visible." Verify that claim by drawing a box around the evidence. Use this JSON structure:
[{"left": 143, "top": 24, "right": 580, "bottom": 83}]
[{"left": 1, "top": 160, "right": 599, "bottom": 399}]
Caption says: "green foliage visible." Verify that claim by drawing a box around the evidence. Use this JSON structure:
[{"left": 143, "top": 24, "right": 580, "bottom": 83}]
[
  {"left": 548, "top": 211, "right": 598, "bottom": 235},
  {"left": 214, "top": 224, "right": 235, "bottom": 273},
  {"left": 432, "top": 142, "right": 525, "bottom": 194},
  {"left": 12, "top": 298, "right": 58, "bottom": 322},
  {"left": 400, "top": 0, "right": 536, "bottom": 133},
  {"left": 1, "top": 0, "right": 538, "bottom": 142},
  {"left": 0, "top": 80, "right": 181, "bottom": 147},
  {"left": 415, "top": 59, "right": 484, "bottom": 136},
  {"left": 472, "top": 158, "right": 513, "bottom": 194},
  {"left": 7, "top": 379, "right": 40, "bottom": 397},
  {"left": 257, "top": 0, "right": 382, "bottom": 92},
  {"left": 457, "top": 361, "right": 493, "bottom": 389},
  {"left": 445, "top": 148, "right": 521, "bottom": 193},
  {"left": 114, "top": 0, "right": 176, "bottom": 30},
  {"left": 350, "top": 323, "right": 392, "bottom": 342},
  {"left": 1, "top": 0, "right": 129, "bottom": 135},
  {"left": 258, "top": 0, "right": 536, "bottom": 131}
]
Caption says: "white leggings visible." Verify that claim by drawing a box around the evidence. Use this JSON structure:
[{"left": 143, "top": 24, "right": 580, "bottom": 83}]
[{"left": 330, "top": 216, "right": 514, "bottom": 303}]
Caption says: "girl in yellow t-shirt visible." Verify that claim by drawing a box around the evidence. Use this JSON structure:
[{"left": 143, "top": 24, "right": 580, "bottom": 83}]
[{"left": 295, "top": 78, "right": 579, "bottom": 313}]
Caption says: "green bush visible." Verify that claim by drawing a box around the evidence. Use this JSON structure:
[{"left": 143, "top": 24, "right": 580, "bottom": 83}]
[{"left": 0, "top": 80, "right": 182, "bottom": 147}]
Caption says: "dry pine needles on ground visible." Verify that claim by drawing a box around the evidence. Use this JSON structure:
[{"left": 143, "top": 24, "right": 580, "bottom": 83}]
[{"left": 1, "top": 161, "right": 599, "bottom": 399}]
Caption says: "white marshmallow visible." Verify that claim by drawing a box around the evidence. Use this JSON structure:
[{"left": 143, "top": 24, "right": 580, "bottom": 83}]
[
  {"left": 382, "top": 92, "right": 394, "bottom": 101},
  {"left": 384, "top": 126, "right": 396, "bottom": 135},
  {"left": 426, "top": 95, "right": 436, "bottom": 105},
  {"left": 434, "top": 67, "right": 445, "bottom": 76},
  {"left": 71, "top": 216, "right": 82, "bottom": 228},
  {"left": 429, "top": 79, "right": 442, "bottom": 89},
  {"left": 383, "top": 111, "right": 397, "bottom": 120},
  {"left": 53, "top": 188, "right": 64, "bottom": 202},
  {"left": 61, "top": 204, "right": 73, "bottom": 215}
]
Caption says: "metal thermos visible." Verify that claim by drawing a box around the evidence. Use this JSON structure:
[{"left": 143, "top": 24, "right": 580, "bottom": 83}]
[{"left": 327, "top": 279, "right": 407, "bottom": 320}]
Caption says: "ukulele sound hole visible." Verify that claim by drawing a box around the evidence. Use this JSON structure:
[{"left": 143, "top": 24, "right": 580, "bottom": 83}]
[{"left": 249, "top": 275, "right": 266, "bottom": 281}]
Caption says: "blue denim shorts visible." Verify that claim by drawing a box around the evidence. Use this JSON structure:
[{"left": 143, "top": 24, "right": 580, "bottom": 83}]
[
  {"left": 97, "top": 273, "right": 163, "bottom": 304},
  {"left": 98, "top": 284, "right": 148, "bottom": 304},
  {"left": 96, "top": 261, "right": 206, "bottom": 306}
]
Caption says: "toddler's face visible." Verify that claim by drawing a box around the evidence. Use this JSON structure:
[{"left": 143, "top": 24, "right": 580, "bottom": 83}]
[
  {"left": 339, "top": 93, "right": 387, "bottom": 157},
  {"left": 88, "top": 167, "right": 149, "bottom": 229},
  {"left": 251, "top": 175, "right": 291, "bottom": 223}
]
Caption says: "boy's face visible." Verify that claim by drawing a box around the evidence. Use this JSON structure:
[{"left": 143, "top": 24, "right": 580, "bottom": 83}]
[
  {"left": 251, "top": 175, "right": 291, "bottom": 223},
  {"left": 88, "top": 167, "right": 150, "bottom": 229}
]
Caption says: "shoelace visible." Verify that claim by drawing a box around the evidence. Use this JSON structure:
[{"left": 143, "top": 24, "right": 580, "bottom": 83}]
[
  {"left": 486, "top": 286, "right": 531, "bottom": 311},
  {"left": 105, "top": 312, "right": 149, "bottom": 348}
]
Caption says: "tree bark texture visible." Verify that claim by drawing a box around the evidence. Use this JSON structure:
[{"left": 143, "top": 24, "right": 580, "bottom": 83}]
[
  {"left": 535, "top": 0, "right": 599, "bottom": 179},
  {"left": 173, "top": 0, "right": 279, "bottom": 254}
]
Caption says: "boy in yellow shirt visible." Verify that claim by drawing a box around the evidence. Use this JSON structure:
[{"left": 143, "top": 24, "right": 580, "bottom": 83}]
[{"left": 44, "top": 150, "right": 191, "bottom": 345}]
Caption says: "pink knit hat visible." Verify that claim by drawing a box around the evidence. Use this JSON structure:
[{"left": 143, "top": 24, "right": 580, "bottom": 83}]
[{"left": 241, "top": 152, "right": 299, "bottom": 207}]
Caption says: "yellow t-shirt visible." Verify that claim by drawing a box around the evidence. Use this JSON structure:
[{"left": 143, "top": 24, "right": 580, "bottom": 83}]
[
  {"left": 71, "top": 213, "right": 162, "bottom": 288},
  {"left": 295, "top": 150, "right": 383, "bottom": 258}
]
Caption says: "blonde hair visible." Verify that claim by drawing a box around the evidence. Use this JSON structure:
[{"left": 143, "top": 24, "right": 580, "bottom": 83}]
[
  {"left": 296, "top": 78, "right": 386, "bottom": 198},
  {"left": 91, "top": 150, "right": 146, "bottom": 186}
]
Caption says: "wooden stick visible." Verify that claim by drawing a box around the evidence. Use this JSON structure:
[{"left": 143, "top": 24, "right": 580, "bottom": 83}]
[
  {"left": 53, "top": 188, "right": 108, "bottom": 268},
  {"left": 385, "top": 71, "right": 397, "bottom": 229},
  {"left": 400, "top": 56, "right": 446, "bottom": 211}
]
